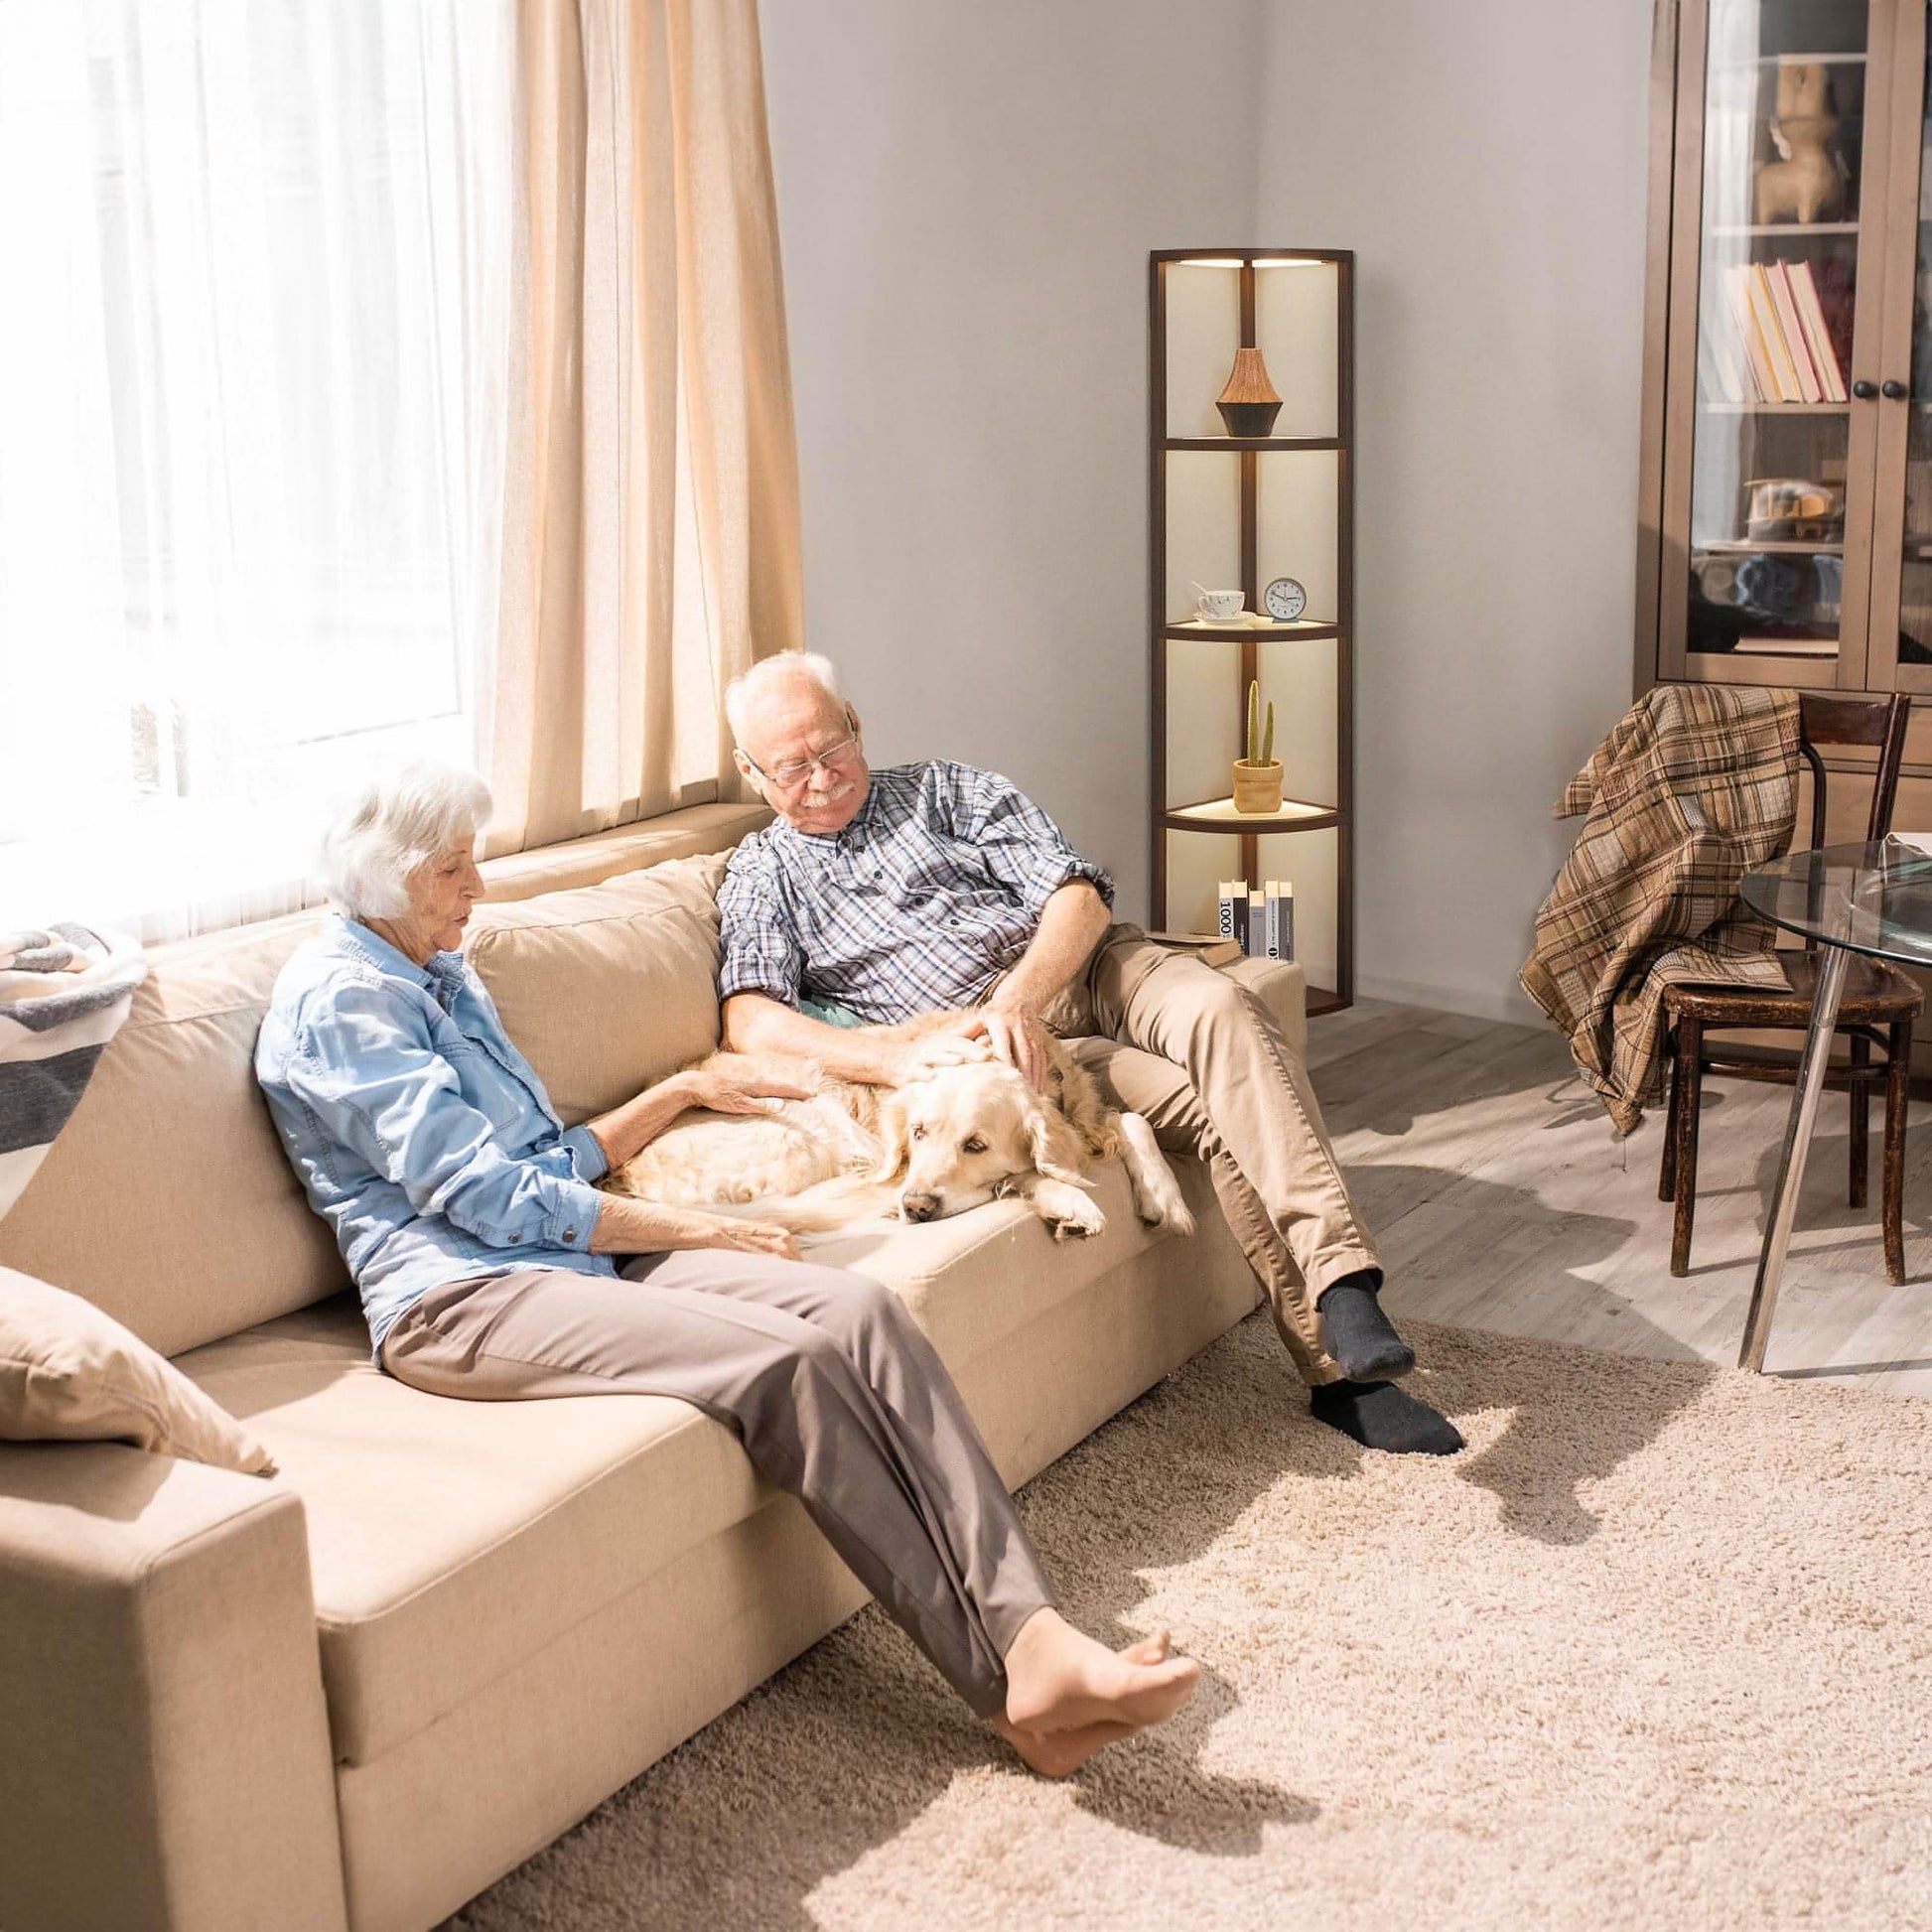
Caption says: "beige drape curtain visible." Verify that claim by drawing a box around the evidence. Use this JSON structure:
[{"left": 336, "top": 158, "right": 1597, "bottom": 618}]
[{"left": 483, "top": 0, "right": 802, "bottom": 856}]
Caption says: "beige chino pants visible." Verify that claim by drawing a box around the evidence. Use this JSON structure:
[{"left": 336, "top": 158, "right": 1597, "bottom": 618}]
[
  {"left": 380, "top": 1251, "right": 1055, "bottom": 1718},
  {"left": 1034, "top": 923, "right": 1377, "bottom": 1386}
]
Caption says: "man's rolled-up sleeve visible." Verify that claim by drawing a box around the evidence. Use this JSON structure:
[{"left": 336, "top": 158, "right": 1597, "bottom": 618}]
[
  {"left": 290, "top": 983, "right": 608, "bottom": 1253},
  {"left": 949, "top": 764, "right": 1114, "bottom": 917},
  {"left": 717, "top": 840, "right": 806, "bottom": 1008}
]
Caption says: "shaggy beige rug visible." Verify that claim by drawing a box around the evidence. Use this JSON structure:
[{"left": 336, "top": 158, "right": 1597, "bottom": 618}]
[{"left": 445, "top": 1317, "right": 1932, "bottom": 1932}]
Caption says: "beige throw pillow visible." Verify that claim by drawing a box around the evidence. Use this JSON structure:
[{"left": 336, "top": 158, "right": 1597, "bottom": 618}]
[{"left": 0, "top": 1267, "right": 276, "bottom": 1475}]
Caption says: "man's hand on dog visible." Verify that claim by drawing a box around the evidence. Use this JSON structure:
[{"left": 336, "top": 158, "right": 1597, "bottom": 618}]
[
  {"left": 973, "top": 1004, "right": 1053, "bottom": 1093},
  {"left": 887, "top": 1021, "right": 996, "bottom": 1087}
]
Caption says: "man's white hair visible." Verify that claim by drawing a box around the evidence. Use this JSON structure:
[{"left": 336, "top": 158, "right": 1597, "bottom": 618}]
[
  {"left": 724, "top": 651, "right": 843, "bottom": 751},
  {"left": 320, "top": 764, "right": 492, "bottom": 922}
]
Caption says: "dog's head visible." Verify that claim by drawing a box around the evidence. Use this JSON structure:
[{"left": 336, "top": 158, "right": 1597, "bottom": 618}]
[{"left": 878, "top": 1060, "right": 1091, "bottom": 1222}]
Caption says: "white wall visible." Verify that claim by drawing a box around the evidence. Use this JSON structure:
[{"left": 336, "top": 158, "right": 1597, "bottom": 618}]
[
  {"left": 762, "top": 1, "right": 1656, "bottom": 1017},
  {"left": 759, "top": 0, "right": 1263, "bottom": 914},
  {"left": 1255, "top": 1, "right": 1654, "bottom": 1020}
]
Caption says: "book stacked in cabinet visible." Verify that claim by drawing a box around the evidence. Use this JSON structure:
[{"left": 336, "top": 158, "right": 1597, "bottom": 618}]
[
  {"left": 1150, "top": 248, "right": 1354, "bottom": 1015},
  {"left": 1638, "top": 0, "right": 1932, "bottom": 1068}
]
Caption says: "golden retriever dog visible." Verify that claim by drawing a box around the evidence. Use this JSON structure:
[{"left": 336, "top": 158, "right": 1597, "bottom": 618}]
[{"left": 602, "top": 1013, "right": 1194, "bottom": 1243}]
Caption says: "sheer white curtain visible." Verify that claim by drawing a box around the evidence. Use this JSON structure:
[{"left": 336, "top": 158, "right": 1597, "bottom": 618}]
[{"left": 0, "top": 1, "right": 512, "bottom": 942}]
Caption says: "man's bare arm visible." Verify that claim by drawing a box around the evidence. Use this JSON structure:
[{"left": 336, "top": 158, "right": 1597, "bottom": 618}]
[
  {"left": 722, "top": 992, "right": 990, "bottom": 1086},
  {"left": 978, "top": 881, "right": 1113, "bottom": 1089},
  {"left": 991, "top": 881, "right": 1112, "bottom": 1016}
]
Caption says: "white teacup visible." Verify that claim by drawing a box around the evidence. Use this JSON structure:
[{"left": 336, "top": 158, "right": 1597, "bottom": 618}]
[{"left": 1194, "top": 590, "right": 1244, "bottom": 621}]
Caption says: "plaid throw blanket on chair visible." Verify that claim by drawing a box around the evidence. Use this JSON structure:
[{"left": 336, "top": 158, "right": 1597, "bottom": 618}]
[
  {"left": 1519, "top": 683, "right": 1799, "bottom": 1136},
  {"left": 0, "top": 924, "right": 147, "bottom": 1221}
]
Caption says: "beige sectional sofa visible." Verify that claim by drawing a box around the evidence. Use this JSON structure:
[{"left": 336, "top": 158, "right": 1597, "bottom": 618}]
[{"left": 0, "top": 803, "right": 1305, "bottom": 1932}]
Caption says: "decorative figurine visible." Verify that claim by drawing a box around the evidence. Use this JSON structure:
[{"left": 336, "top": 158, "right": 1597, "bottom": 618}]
[{"left": 1754, "top": 61, "right": 1844, "bottom": 226}]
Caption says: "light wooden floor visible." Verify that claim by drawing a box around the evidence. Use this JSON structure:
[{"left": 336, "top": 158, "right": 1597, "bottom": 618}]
[{"left": 1309, "top": 998, "right": 1932, "bottom": 1398}]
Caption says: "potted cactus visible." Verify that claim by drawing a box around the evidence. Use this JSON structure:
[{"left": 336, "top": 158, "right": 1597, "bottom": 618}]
[{"left": 1232, "top": 679, "right": 1283, "bottom": 813}]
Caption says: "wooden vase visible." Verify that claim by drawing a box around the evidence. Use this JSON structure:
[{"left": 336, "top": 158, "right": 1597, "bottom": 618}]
[
  {"left": 1231, "top": 759, "right": 1284, "bottom": 814},
  {"left": 1216, "top": 347, "right": 1283, "bottom": 438}
]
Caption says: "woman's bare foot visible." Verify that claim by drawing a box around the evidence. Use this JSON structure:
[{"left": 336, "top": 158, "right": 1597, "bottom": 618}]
[{"left": 1002, "top": 1610, "right": 1200, "bottom": 1739}]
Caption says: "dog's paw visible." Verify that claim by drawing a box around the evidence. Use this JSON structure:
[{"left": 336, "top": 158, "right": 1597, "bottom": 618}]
[
  {"left": 1049, "top": 1198, "right": 1108, "bottom": 1241},
  {"left": 1150, "top": 1196, "right": 1196, "bottom": 1238}
]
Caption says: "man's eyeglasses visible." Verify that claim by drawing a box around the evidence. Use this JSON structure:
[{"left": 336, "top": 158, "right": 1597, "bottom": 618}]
[{"left": 744, "top": 730, "right": 860, "bottom": 792}]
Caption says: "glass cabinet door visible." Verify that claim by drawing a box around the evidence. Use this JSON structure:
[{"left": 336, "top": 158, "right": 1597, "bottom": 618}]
[
  {"left": 1863, "top": 0, "right": 1932, "bottom": 689},
  {"left": 1664, "top": 0, "right": 1889, "bottom": 686}
]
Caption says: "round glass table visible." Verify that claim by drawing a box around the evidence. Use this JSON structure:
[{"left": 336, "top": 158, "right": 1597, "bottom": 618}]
[{"left": 1733, "top": 837, "right": 1932, "bottom": 1371}]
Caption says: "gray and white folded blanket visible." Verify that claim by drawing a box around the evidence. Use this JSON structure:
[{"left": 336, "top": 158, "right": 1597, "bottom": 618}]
[{"left": 0, "top": 925, "right": 147, "bottom": 1221}]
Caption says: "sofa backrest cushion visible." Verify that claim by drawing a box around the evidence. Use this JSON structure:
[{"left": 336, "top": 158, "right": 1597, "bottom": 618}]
[
  {"left": 0, "top": 914, "right": 347, "bottom": 1358},
  {"left": 463, "top": 850, "right": 730, "bottom": 1126}
]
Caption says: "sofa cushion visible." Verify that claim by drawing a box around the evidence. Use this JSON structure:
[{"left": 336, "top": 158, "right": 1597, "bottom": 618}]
[
  {"left": 464, "top": 851, "right": 731, "bottom": 1126},
  {"left": 0, "top": 917, "right": 347, "bottom": 1359},
  {"left": 0, "top": 1268, "right": 275, "bottom": 1474},
  {"left": 174, "top": 1155, "right": 1214, "bottom": 1766}
]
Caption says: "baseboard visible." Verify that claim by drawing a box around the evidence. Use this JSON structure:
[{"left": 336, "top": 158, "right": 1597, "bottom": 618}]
[{"left": 1353, "top": 971, "right": 1545, "bottom": 1031}]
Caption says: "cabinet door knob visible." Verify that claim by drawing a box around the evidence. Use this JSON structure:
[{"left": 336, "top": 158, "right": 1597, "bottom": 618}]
[
  {"left": 1853, "top": 378, "right": 1878, "bottom": 399},
  {"left": 1883, "top": 378, "right": 1911, "bottom": 400}
]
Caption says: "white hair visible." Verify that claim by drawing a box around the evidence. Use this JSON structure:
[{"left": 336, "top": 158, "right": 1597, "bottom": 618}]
[
  {"left": 320, "top": 764, "right": 491, "bottom": 921},
  {"left": 724, "top": 651, "right": 843, "bottom": 751}
]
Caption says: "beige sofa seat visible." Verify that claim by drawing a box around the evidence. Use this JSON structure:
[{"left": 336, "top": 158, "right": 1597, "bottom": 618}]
[{"left": 172, "top": 1144, "right": 1222, "bottom": 1771}]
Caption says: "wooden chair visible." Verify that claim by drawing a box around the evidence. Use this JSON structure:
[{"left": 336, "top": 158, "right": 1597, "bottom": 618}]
[{"left": 1659, "top": 692, "right": 1921, "bottom": 1285}]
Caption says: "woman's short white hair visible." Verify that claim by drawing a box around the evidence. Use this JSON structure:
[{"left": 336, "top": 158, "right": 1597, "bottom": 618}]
[
  {"left": 321, "top": 764, "right": 491, "bottom": 922},
  {"left": 724, "top": 651, "right": 842, "bottom": 750}
]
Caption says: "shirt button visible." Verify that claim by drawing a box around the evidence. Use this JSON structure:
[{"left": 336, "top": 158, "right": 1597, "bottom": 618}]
[
  {"left": 510, "top": 1233, "right": 523, "bottom": 1244},
  {"left": 564, "top": 1229, "right": 577, "bottom": 1242}
]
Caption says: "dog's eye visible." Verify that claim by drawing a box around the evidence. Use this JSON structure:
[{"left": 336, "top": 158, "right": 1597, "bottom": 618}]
[
  {"left": 910, "top": 1124, "right": 926, "bottom": 1141},
  {"left": 962, "top": 1136, "right": 986, "bottom": 1155}
]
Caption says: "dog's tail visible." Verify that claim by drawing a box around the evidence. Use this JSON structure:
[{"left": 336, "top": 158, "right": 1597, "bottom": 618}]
[{"left": 702, "top": 1173, "right": 902, "bottom": 1234}]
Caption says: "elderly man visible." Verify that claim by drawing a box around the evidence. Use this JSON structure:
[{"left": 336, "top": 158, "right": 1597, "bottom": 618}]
[{"left": 718, "top": 654, "right": 1462, "bottom": 1456}]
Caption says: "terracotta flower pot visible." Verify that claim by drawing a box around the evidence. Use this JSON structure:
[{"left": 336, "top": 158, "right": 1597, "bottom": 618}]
[{"left": 1231, "top": 759, "right": 1283, "bottom": 814}]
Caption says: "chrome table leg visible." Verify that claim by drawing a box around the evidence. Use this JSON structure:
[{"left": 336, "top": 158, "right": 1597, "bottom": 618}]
[{"left": 1738, "top": 941, "right": 1852, "bottom": 1373}]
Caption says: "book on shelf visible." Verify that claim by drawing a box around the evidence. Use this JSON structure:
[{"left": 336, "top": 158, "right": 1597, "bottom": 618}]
[
  {"left": 1722, "top": 264, "right": 1776, "bottom": 401},
  {"left": 1710, "top": 259, "right": 1848, "bottom": 405},
  {"left": 1765, "top": 263, "right": 1821, "bottom": 403},
  {"left": 1266, "top": 880, "right": 1296, "bottom": 962},
  {"left": 1215, "top": 882, "right": 1296, "bottom": 962},
  {"left": 1739, "top": 635, "right": 1837, "bottom": 657},
  {"left": 1746, "top": 265, "right": 1803, "bottom": 401},
  {"left": 1217, "top": 881, "right": 1249, "bottom": 953},
  {"left": 1785, "top": 260, "right": 1846, "bottom": 401}
]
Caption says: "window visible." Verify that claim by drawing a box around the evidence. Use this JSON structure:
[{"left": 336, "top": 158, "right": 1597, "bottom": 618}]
[{"left": 0, "top": 2, "right": 510, "bottom": 940}]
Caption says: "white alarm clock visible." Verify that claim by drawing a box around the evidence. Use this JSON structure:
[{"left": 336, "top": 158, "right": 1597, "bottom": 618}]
[{"left": 1263, "top": 576, "right": 1308, "bottom": 623}]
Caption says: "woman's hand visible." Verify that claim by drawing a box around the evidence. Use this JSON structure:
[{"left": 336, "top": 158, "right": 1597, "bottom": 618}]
[
  {"left": 651, "top": 1205, "right": 800, "bottom": 1261},
  {"left": 679, "top": 1063, "right": 817, "bottom": 1117}
]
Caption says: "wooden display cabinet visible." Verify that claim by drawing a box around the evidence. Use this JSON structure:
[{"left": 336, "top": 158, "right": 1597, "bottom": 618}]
[
  {"left": 1149, "top": 247, "right": 1354, "bottom": 1014},
  {"left": 1638, "top": 0, "right": 1932, "bottom": 1069}
]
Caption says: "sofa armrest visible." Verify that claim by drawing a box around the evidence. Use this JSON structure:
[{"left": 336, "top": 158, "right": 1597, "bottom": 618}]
[
  {"left": 1219, "top": 955, "right": 1309, "bottom": 1059},
  {"left": 0, "top": 1443, "right": 347, "bottom": 1932}
]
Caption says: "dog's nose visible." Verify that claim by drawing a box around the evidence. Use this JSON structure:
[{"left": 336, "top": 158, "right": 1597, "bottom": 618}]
[{"left": 900, "top": 1191, "right": 941, "bottom": 1223}]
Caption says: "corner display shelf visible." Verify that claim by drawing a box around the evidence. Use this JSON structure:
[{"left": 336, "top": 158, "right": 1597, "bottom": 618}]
[{"left": 1150, "top": 247, "right": 1354, "bottom": 1014}]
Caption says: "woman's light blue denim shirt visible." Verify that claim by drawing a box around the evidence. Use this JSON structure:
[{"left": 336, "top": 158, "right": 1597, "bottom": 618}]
[{"left": 255, "top": 915, "right": 616, "bottom": 1361}]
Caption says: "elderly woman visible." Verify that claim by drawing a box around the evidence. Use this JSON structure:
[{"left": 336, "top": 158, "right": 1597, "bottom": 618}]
[{"left": 254, "top": 765, "right": 1196, "bottom": 1775}]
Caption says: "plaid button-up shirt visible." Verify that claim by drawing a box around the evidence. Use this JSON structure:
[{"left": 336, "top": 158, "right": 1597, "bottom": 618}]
[{"left": 717, "top": 759, "right": 1114, "bottom": 1024}]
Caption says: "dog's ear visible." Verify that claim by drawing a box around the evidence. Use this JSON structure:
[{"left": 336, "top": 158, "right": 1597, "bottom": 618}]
[
  {"left": 870, "top": 1092, "right": 911, "bottom": 1180},
  {"left": 1024, "top": 1098, "right": 1091, "bottom": 1188}
]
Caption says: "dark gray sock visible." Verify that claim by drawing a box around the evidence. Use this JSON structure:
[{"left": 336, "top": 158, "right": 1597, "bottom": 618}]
[
  {"left": 1316, "top": 1272, "right": 1416, "bottom": 1381},
  {"left": 1310, "top": 1379, "right": 1464, "bottom": 1456}
]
